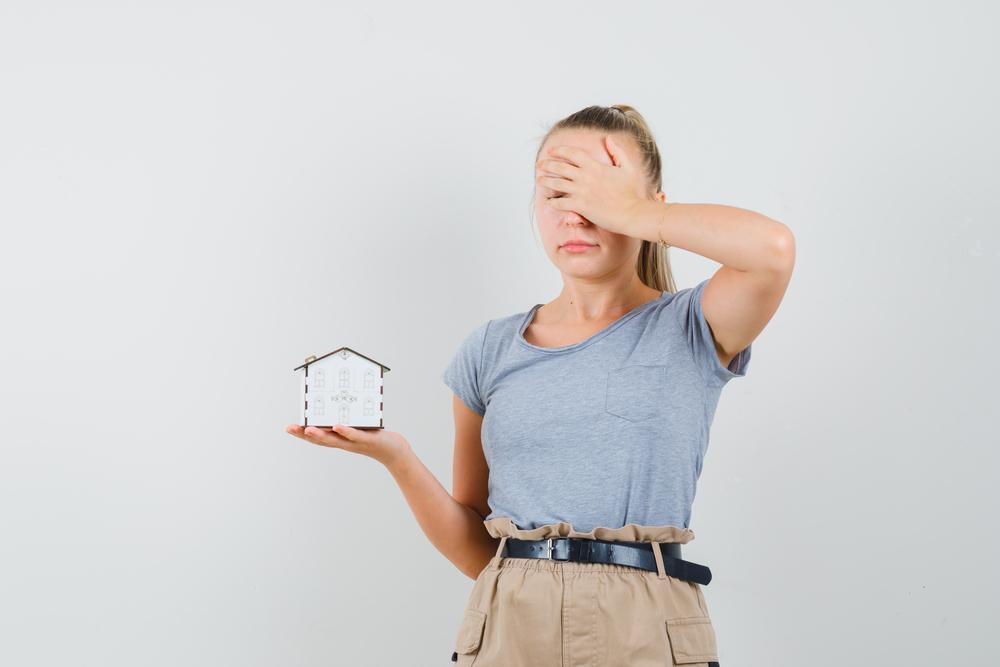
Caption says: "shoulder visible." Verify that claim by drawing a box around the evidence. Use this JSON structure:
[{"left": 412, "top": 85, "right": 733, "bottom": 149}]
[
  {"left": 652, "top": 278, "right": 752, "bottom": 384},
  {"left": 657, "top": 279, "right": 708, "bottom": 312},
  {"left": 483, "top": 308, "right": 530, "bottom": 342},
  {"left": 450, "top": 305, "right": 531, "bottom": 357},
  {"left": 642, "top": 280, "right": 704, "bottom": 327}
]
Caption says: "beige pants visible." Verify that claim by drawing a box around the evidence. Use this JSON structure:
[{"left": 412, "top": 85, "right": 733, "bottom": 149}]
[{"left": 452, "top": 517, "right": 720, "bottom": 667}]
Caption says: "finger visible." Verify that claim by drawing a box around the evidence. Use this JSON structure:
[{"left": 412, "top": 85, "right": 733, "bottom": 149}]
[
  {"left": 539, "top": 186, "right": 569, "bottom": 201},
  {"left": 302, "top": 426, "right": 347, "bottom": 448},
  {"left": 535, "top": 158, "right": 578, "bottom": 179},
  {"left": 544, "top": 195, "right": 573, "bottom": 211},
  {"left": 536, "top": 174, "right": 578, "bottom": 193},
  {"left": 286, "top": 424, "right": 312, "bottom": 440},
  {"left": 545, "top": 145, "right": 592, "bottom": 168},
  {"left": 329, "top": 423, "right": 371, "bottom": 443}
]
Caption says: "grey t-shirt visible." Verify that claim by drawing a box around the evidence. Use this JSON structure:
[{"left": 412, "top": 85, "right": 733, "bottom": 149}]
[{"left": 442, "top": 278, "right": 751, "bottom": 532}]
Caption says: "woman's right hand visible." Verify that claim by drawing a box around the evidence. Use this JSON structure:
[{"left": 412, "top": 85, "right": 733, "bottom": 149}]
[{"left": 285, "top": 423, "right": 411, "bottom": 468}]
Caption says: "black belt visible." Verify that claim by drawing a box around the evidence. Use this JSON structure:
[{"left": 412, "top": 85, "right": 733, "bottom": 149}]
[{"left": 502, "top": 537, "right": 712, "bottom": 585}]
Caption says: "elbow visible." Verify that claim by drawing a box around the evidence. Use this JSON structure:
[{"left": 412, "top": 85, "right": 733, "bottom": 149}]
[
  {"left": 460, "top": 557, "right": 492, "bottom": 580},
  {"left": 767, "top": 223, "right": 796, "bottom": 274},
  {"left": 457, "top": 542, "right": 499, "bottom": 580}
]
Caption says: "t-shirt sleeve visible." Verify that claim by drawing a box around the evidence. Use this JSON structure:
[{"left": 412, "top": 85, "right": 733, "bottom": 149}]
[
  {"left": 672, "top": 278, "right": 752, "bottom": 385},
  {"left": 442, "top": 320, "right": 491, "bottom": 416}
]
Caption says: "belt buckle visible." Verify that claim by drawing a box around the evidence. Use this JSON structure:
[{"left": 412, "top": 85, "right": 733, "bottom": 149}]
[{"left": 545, "top": 538, "right": 569, "bottom": 561}]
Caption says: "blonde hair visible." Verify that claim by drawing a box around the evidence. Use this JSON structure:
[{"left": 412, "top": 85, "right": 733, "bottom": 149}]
[{"left": 529, "top": 104, "right": 677, "bottom": 293}]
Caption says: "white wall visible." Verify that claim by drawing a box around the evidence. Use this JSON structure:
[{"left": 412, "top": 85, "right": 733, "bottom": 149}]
[{"left": 1, "top": 1, "right": 996, "bottom": 665}]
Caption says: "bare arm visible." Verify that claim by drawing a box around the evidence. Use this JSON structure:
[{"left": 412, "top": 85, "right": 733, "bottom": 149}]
[
  {"left": 635, "top": 200, "right": 796, "bottom": 364},
  {"left": 285, "top": 394, "right": 498, "bottom": 580},
  {"left": 384, "top": 396, "right": 498, "bottom": 579}
]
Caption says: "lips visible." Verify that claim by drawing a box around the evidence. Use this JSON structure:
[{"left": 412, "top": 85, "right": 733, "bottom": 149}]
[{"left": 561, "top": 238, "right": 596, "bottom": 247}]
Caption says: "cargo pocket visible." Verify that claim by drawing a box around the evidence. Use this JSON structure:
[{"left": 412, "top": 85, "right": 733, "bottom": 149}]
[
  {"left": 452, "top": 608, "right": 487, "bottom": 665},
  {"left": 665, "top": 616, "right": 720, "bottom": 665},
  {"left": 605, "top": 364, "right": 668, "bottom": 422}
]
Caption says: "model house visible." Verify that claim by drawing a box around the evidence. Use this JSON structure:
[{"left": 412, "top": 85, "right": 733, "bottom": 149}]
[{"left": 293, "top": 347, "right": 390, "bottom": 429}]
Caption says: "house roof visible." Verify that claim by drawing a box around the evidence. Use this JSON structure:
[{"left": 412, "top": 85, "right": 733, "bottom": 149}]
[{"left": 293, "top": 346, "right": 391, "bottom": 373}]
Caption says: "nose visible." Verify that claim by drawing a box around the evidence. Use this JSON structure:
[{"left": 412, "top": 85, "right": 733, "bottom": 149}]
[
  {"left": 562, "top": 214, "right": 591, "bottom": 227},
  {"left": 559, "top": 209, "right": 588, "bottom": 223}
]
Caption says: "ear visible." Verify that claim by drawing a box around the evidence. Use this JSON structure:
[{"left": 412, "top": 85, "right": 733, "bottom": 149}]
[{"left": 605, "top": 136, "right": 627, "bottom": 168}]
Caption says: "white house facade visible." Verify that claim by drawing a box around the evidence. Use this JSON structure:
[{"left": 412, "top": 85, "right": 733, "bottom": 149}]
[{"left": 294, "top": 347, "right": 390, "bottom": 429}]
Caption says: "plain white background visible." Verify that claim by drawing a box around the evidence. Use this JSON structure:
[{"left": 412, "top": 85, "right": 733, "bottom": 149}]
[{"left": 2, "top": 1, "right": 996, "bottom": 665}]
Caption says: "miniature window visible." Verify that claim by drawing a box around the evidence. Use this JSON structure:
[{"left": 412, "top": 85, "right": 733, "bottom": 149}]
[
  {"left": 364, "top": 398, "right": 374, "bottom": 415},
  {"left": 364, "top": 371, "right": 374, "bottom": 389},
  {"left": 339, "top": 404, "right": 350, "bottom": 422},
  {"left": 339, "top": 368, "right": 350, "bottom": 388},
  {"left": 313, "top": 369, "right": 326, "bottom": 388},
  {"left": 313, "top": 397, "right": 325, "bottom": 415}
]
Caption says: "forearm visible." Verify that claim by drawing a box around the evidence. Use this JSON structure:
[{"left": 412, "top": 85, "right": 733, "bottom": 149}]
[
  {"left": 384, "top": 446, "right": 500, "bottom": 580},
  {"left": 633, "top": 200, "right": 793, "bottom": 272}
]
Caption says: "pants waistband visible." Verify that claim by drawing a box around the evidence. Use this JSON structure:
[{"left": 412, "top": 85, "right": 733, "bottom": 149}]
[{"left": 497, "top": 536, "right": 712, "bottom": 585}]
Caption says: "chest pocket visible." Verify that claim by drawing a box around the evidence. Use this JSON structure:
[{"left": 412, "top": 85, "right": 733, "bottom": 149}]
[{"left": 605, "top": 364, "right": 668, "bottom": 422}]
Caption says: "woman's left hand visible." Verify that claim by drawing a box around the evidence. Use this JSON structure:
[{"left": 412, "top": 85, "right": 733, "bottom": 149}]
[
  {"left": 535, "top": 136, "right": 650, "bottom": 236},
  {"left": 285, "top": 423, "right": 411, "bottom": 469}
]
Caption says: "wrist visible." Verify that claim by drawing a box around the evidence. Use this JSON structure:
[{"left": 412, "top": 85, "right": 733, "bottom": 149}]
[
  {"left": 381, "top": 438, "right": 415, "bottom": 473},
  {"left": 656, "top": 199, "right": 681, "bottom": 248},
  {"left": 636, "top": 198, "right": 673, "bottom": 247}
]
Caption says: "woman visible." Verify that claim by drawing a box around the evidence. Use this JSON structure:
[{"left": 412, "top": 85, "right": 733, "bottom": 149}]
[{"left": 286, "top": 104, "right": 794, "bottom": 666}]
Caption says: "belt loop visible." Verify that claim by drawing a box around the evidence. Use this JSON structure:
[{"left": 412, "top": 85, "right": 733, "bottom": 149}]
[
  {"left": 651, "top": 541, "right": 667, "bottom": 579},
  {"left": 489, "top": 536, "right": 509, "bottom": 570}
]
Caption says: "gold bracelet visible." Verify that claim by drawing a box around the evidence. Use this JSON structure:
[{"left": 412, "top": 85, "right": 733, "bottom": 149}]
[{"left": 658, "top": 202, "right": 673, "bottom": 249}]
